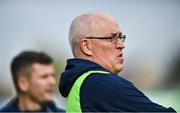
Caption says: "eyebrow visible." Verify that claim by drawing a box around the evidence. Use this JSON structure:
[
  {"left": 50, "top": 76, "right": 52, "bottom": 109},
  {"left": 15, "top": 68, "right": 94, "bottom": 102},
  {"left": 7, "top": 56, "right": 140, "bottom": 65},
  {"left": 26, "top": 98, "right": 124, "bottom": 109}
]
[
  {"left": 111, "top": 32, "right": 122, "bottom": 35},
  {"left": 86, "top": 32, "right": 122, "bottom": 39}
]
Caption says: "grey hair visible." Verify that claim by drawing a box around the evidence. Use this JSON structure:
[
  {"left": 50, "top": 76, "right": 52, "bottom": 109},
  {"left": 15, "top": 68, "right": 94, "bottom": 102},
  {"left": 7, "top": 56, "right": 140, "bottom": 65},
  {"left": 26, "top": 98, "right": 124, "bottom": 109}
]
[
  {"left": 68, "top": 12, "right": 116, "bottom": 57},
  {"left": 68, "top": 13, "right": 94, "bottom": 57}
]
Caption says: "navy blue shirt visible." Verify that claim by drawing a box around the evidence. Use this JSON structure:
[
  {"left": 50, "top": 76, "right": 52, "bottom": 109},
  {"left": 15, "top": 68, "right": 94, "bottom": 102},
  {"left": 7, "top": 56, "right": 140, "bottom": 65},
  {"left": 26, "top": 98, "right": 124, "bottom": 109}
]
[
  {"left": 0, "top": 97, "right": 65, "bottom": 112},
  {"left": 59, "top": 58, "right": 176, "bottom": 112}
]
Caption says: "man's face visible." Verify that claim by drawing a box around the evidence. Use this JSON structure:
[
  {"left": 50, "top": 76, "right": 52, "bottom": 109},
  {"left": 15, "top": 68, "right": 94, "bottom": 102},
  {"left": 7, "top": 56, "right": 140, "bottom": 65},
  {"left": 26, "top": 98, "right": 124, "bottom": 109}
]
[
  {"left": 26, "top": 63, "right": 56, "bottom": 103},
  {"left": 90, "top": 16, "right": 125, "bottom": 73}
]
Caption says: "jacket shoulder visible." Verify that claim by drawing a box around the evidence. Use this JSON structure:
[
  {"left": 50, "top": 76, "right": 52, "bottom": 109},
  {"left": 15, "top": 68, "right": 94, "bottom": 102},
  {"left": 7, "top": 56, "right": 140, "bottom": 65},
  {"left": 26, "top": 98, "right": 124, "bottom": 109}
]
[
  {"left": 0, "top": 98, "right": 19, "bottom": 112},
  {"left": 81, "top": 72, "right": 133, "bottom": 90},
  {"left": 80, "top": 73, "right": 176, "bottom": 112}
]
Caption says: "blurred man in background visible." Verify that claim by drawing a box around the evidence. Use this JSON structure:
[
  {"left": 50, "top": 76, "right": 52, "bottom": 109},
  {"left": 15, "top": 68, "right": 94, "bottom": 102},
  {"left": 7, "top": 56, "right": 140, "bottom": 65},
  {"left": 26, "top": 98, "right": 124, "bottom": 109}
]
[
  {"left": 0, "top": 51, "right": 64, "bottom": 112},
  {"left": 59, "top": 12, "right": 176, "bottom": 112}
]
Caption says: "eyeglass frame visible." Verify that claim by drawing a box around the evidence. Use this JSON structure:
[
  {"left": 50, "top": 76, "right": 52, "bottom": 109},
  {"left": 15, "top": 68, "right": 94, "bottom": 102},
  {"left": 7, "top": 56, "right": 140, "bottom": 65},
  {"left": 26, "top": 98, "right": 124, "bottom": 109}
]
[{"left": 85, "top": 33, "right": 126, "bottom": 44}]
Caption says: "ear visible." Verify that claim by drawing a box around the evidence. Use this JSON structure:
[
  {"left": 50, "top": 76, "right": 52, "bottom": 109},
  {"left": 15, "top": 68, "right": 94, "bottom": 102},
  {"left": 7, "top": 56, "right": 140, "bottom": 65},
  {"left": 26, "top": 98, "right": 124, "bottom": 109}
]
[
  {"left": 18, "top": 75, "right": 29, "bottom": 92},
  {"left": 80, "top": 39, "right": 93, "bottom": 56}
]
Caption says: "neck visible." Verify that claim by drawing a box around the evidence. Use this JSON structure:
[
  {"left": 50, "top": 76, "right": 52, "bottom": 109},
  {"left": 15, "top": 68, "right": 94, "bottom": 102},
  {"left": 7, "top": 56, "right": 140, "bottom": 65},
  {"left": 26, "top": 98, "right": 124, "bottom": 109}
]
[
  {"left": 79, "top": 56, "right": 111, "bottom": 72},
  {"left": 18, "top": 94, "right": 43, "bottom": 111}
]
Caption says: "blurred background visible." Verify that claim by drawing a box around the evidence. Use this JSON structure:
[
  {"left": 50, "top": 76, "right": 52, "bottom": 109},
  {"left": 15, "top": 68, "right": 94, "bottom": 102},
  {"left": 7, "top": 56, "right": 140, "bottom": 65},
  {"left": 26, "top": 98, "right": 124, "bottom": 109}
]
[{"left": 0, "top": 0, "right": 180, "bottom": 111}]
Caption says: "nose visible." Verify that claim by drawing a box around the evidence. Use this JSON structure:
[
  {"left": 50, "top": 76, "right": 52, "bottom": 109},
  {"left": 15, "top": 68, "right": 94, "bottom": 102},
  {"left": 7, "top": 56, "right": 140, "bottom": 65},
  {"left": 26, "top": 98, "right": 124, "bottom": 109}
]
[
  {"left": 48, "top": 75, "right": 56, "bottom": 86},
  {"left": 116, "top": 39, "right": 125, "bottom": 49}
]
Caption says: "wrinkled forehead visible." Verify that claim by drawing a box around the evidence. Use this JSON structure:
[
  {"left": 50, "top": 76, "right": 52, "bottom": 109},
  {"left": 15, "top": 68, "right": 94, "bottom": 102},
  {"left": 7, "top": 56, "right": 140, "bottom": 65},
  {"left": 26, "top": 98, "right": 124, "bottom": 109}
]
[{"left": 90, "top": 13, "right": 121, "bottom": 36}]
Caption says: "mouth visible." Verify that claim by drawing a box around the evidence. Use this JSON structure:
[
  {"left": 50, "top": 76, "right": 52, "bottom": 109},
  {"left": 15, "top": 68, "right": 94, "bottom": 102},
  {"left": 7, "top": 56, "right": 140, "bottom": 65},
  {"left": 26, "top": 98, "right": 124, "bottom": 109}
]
[
  {"left": 118, "top": 53, "right": 124, "bottom": 63},
  {"left": 45, "top": 88, "right": 54, "bottom": 94},
  {"left": 118, "top": 53, "right": 123, "bottom": 58}
]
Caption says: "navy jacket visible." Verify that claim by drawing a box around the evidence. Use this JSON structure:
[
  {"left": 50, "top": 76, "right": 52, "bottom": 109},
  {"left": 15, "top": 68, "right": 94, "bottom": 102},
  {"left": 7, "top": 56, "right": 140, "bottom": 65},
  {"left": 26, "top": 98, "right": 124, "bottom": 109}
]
[
  {"left": 59, "top": 58, "right": 176, "bottom": 112},
  {"left": 0, "top": 97, "right": 64, "bottom": 112}
]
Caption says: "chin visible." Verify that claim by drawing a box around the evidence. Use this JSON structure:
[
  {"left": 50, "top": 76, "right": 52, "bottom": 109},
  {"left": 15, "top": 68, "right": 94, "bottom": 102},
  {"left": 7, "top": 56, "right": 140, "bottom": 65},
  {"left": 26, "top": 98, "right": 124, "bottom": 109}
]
[
  {"left": 43, "top": 95, "right": 53, "bottom": 102},
  {"left": 115, "top": 65, "right": 123, "bottom": 73}
]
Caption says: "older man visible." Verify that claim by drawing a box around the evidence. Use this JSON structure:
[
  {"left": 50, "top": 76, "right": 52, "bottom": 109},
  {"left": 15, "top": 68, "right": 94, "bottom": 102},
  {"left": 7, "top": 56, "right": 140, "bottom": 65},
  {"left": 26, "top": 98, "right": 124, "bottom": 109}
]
[{"left": 59, "top": 12, "right": 176, "bottom": 112}]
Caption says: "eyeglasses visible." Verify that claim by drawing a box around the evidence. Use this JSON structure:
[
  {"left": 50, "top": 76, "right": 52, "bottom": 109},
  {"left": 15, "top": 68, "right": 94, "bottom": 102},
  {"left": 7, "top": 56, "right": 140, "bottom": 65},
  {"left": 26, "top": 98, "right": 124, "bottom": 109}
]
[{"left": 86, "top": 33, "right": 126, "bottom": 44}]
